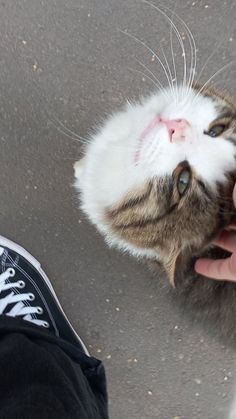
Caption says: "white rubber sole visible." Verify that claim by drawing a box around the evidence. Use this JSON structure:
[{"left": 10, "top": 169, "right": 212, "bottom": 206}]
[{"left": 0, "top": 234, "right": 90, "bottom": 356}]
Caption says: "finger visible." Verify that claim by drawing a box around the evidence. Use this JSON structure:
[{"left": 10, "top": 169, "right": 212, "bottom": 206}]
[
  {"left": 213, "top": 230, "right": 236, "bottom": 253},
  {"left": 195, "top": 256, "right": 236, "bottom": 281}
]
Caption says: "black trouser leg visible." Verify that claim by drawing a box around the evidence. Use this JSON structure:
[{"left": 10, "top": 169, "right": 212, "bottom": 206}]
[{"left": 0, "top": 317, "right": 108, "bottom": 419}]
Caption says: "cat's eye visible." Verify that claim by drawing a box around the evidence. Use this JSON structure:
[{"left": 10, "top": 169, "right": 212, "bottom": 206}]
[
  {"left": 177, "top": 169, "right": 191, "bottom": 195},
  {"left": 205, "top": 124, "right": 226, "bottom": 138}
]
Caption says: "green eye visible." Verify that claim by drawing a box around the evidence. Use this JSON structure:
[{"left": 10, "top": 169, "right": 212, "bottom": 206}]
[
  {"left": 177, "top": 169, "right": 191, "bottom": 195},
  {"left": 206, "top": 124, "right": 226, "bottom": 138}
]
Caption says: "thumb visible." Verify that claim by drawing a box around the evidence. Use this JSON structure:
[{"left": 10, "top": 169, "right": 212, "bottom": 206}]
[{"left": 195, "top": 255, "right": 236, "bottom": 281}]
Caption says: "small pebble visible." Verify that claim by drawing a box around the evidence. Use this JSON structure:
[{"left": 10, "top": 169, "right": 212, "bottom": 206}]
[
  {"left": 148, "top": 390, "right": 153, "bottom": 395},
  {"left": 194, "top": 378, "right": 201, "bottom": 385}
]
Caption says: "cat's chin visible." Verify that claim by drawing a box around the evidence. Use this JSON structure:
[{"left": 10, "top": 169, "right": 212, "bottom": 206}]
[{"left": 102, "top": 229, "right": 160, "bottom": 259}]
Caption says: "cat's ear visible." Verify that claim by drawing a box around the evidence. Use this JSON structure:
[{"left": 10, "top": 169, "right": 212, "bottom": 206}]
[{"left": 162, "top": 246, "right": 181, "bottom": 288}]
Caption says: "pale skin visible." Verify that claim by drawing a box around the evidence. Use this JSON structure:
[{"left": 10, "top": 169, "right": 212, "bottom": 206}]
[{"left": 195, "top": 184, "right": 236, "bottom": 282}]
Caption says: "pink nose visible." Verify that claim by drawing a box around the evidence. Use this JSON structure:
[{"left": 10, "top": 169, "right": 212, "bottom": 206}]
[{"left": 164, "top": 119, "right": 189, "bottom": 143}]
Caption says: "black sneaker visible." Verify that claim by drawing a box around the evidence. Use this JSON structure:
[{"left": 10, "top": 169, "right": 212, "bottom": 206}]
[{"left": 0, "top": 235, "right": 89, "bottom": 355}]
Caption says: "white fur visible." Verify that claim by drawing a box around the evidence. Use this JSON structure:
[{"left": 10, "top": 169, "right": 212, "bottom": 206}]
[
  {"left": 229, "top": 391, "right": 236, "bottom": 419},
  {"left": 230, "top": 406, "right": 236, "bottom": 419},
  {"left": 74, "top": 86, "right": 236, "bottom": 257}
]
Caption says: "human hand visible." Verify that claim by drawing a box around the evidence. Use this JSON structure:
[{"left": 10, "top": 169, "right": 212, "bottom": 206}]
[{"left": 195, "top": 184, "right": 236, "bottom": 282}]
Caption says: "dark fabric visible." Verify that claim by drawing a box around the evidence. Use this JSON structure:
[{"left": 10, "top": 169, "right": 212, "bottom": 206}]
[{"left": 0, "top": 316, "right": 108, "bottom": 419}]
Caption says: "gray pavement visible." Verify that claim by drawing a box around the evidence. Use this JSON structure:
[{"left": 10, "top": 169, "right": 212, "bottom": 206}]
[{"left": 0, "top": 0, "right": 236, "bottom": 418}]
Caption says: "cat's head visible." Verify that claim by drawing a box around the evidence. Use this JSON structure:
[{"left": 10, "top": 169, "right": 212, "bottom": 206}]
[{"left": 78, "top": 85, "right": 236, "bottom": 285}]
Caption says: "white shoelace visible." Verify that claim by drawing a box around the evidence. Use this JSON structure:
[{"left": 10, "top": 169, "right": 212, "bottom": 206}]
[{"left": 0, "top": 268, "right": 49, "bottom": 328}]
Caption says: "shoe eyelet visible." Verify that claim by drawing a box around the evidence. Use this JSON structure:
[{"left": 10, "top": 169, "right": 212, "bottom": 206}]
[
  {"left": 18, "top": 280, "right": 25, "bottom": 289},
  {"left": 43, "top": 321, "right": 50, "bottom": 328},
  {"left": 28, "top": 293, "right": 35, "bottom": 301},
  {"left": 8, "top": 268, "right": 15, "bottom": 277},
  {"left": 36, "top": 307, "right": 43, "bottom": 315}
]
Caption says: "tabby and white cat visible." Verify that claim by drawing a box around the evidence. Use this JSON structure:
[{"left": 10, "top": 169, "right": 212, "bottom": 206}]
[{"left": 74, "top": 80, "right": 236, "bottom": 339}]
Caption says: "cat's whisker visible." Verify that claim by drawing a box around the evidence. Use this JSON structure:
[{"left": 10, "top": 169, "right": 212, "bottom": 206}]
[
  {"left": 49, "top": 115, "right": 88, "bottom": 143},
  {"left": 169, "top": 1, "right": 178, "bottom": 102},
  {"left": 163, "top": 4, "right": 197, "bottom": 101},
  {"left": 192, "top": 61, "right": 236, "bottom": 105},
  {"left": 99, "top": 140, "right": 138, "bottom": 153},
  {"left": 179, "top": 18, "right": 196, "bottom": 96},
  {"left": 142, "top": 1, "right": 188, "bottom": 102},
  {"left": 127, "top": 66, "right": 168, "bottom": 98},
  {"left": 160, "top": 10, "right": 186, "bottom": 103},
  {"left": 48, "top": 118, "right": 89, "bottom": 145},
  {"left": 133, "top": 59, "right": 167, "bottom": 94},
  {"left": 155, "top": 3, "right": 197, "bottom": 102},
  {"left": 160, "top": 44, "right": 178, "bottom": 104},
  {"left": 119, "top": 29, "right": 175, "bottom": 100},
  {"left": 194, "top": 39, "right": 225, "bottom": 88},
  {"left": 2, "top": 46, "right": 91, "bottom": 147},
  {"left": 109, "top": 144, "right": 136, "bottom": 152}
]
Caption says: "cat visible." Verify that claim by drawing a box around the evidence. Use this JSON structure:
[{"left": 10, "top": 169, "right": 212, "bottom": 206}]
[
  {"left": 73, "top": 9, "right": 236, "bottom": 350},
  {"left": 74, "top": 82, "right": 236, "bottom": 343}
]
